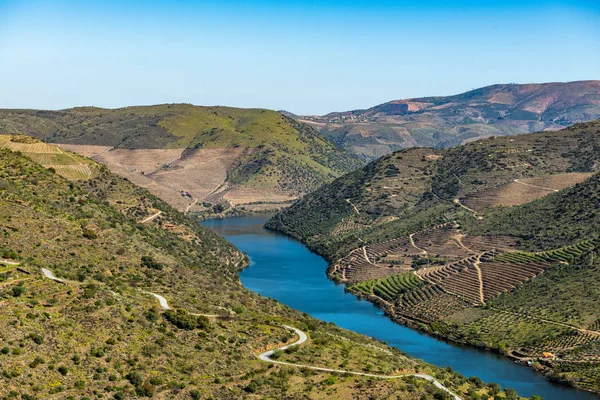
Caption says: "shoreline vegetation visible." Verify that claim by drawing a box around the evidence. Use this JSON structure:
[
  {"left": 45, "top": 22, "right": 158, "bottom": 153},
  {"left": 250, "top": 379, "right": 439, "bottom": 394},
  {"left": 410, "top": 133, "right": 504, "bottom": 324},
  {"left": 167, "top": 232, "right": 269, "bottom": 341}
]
[{"left": 265, "top": 120, "right": 600, "bottom": 395}]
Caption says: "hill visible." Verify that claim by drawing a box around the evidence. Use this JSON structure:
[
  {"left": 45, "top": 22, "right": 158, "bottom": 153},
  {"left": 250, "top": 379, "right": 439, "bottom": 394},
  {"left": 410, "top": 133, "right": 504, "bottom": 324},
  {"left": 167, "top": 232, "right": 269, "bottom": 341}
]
[
  {"left": 295, "top": 81, "right": 600, "bottom": 160},
  {"left": 0, "top": 104, "right": 363, "bottom": 216},
  {"left": 0, "top": 135, "right": 498, "bottom": 399},
  {"left": 267, "top": 120, "right": 600, "bottom": 392}
]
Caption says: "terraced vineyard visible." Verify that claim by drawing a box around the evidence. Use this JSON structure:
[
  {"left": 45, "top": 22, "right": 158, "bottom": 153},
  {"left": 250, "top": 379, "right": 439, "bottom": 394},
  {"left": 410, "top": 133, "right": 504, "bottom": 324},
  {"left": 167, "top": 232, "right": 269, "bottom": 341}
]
[
  {"left": 333, "top": 223, "right": 523, "bottom": 284},
  {"left": 343, "top": 224, "right": 600, "bottom": 338},
  {"left": 349, "top": 272, "right": 422, "bottom": 301},
  {"left": 0, "top": 134, "right": 94, "bottom": 180}
]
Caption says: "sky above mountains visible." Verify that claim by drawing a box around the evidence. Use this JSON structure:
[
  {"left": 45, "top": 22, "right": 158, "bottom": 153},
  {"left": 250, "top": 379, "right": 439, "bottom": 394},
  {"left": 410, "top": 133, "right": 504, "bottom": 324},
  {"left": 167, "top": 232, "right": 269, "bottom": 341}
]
[{"left": 0, "top": 0, "right": 598, "bottom": 115}]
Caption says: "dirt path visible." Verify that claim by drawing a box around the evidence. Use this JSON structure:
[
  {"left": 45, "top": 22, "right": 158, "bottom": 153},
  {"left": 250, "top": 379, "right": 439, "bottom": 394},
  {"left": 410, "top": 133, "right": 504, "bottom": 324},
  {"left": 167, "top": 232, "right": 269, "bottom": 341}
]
[
  {"left": 362, "top": 246, "right": 376, "bottom": 265},
  {"left": 184, "top": 198, "right": 198, "bottom": 214},
  {"left": 409, "top": 233, "right": 427, "bottom": 255},
  {"left": 513, "top": 179, "right": 559, "bottom": 193},
  {"left": 453, "top": 198, "right": 479, "bottom": 215},
  {"left": 472, "top": 254, "right": 485, "bottom": 305},
  {"left": 452, "top": 234, "right": 478, "bottom": 255},
  {"left": 346, "top": 199, "right": 360, "bottom": 214},
  {"left": 258, "top": 326, "right": 461, "bottom": 400},
  {"left": 140, "top": 211, "right": 162, "bottom": 224},
  {"left": 0, "top": 259, "right": 20, "bottom": 266},
  {"left": 146, "top": 291, "right": 219, "bottom": 318},
  {"left": 41, "top": 268, "right": 66, "bottom": 283},
  {"left": 37, "top": 268, "right": 460, "bottom": 398}
]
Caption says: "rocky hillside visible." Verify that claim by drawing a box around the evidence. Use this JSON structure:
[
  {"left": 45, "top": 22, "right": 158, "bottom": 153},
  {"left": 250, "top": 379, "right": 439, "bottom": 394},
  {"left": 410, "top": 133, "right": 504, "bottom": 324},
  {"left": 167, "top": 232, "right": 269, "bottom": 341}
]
[
  {"left": 294, "top": 80, "right": 600, "bottom": 160},
  {"left": 0, "top": 135, "right": 498, "bottom": 399},
  {"left": 268, "top": 120, "right": 600, "bottom": 392},
  {"left": 0, "top": 105, "right": 363, "bottom": 215}
]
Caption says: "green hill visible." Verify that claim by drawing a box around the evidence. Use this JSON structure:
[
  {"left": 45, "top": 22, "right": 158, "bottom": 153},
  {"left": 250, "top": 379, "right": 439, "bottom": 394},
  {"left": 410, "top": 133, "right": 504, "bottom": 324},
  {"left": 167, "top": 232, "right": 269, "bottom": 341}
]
[
  {"left": 0, "top": 136, "right": 498, "bottom": 399},
  {"left": 294, "top": 80, "right": 600, "bottom": 160},
  {"left": 0, "top": 105, "right": 363, "bottom": 216},
  {"left": 268, "top": 120, "right": 600, "bottom": 260},
  {"left": 268, "top": 120, "right": 600, "bottom": 392}
]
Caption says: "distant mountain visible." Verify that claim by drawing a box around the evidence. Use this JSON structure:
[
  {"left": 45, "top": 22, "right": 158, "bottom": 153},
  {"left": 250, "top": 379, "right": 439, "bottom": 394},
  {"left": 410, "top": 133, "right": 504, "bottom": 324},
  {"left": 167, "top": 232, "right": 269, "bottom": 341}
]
[
  {"left": 0, "top": 104, "right": 363, "bottom": 215},
  {"left": 295, "top": 81, "right": 600, "bottom": 160}
]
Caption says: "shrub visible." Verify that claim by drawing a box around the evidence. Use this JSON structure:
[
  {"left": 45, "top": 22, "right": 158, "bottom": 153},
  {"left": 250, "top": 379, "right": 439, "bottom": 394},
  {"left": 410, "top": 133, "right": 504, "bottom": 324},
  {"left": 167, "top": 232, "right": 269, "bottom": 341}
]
[
  {"left": 284, "top": 345, "right": 299, "bottom": 354},
  {"left": 11, "top": 285, "right": 25, "bottom": 297},
  {"left": 141, "top": 256, "right": 163, "bottom": 270},
  {"left": 28, "top": 333, "right": 44, "bottom": 344},
  {"left": 164, "top": 309, "right": 209, "bottom": 330},
  {"left": 58, "top": 365, "right": 68, "bottom": 376},
  {"left": 83, "top": 284, "right": 99, "bottom": 299},
  {"left": 82, "top": 228, "right": 97, "bottom": 240},
  {"left": 126, "top": 370, "right": 143, "bottom": 386},
  {"left": 270, "top": 349, "right": 283, "bottom": 360}
]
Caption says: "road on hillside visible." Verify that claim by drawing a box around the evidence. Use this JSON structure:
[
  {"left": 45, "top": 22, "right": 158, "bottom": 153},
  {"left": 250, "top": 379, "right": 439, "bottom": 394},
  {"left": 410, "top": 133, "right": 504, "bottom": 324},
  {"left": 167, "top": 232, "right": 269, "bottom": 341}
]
[{"left": 258, "top": 326, "right": 462, "bottom": 400}]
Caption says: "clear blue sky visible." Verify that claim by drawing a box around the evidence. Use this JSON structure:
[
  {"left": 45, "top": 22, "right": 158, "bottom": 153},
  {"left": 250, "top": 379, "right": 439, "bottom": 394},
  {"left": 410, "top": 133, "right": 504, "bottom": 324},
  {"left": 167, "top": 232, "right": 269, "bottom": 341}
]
[{"left": 0, "top": 0, "right": 598, "bottom": 114}]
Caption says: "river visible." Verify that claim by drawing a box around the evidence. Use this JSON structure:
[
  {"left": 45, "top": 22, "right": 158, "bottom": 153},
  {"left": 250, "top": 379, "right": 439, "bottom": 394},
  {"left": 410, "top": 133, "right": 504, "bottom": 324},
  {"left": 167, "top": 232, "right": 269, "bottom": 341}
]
[{"left": 202, "top": 214, "right": 599, "bottom": 400}]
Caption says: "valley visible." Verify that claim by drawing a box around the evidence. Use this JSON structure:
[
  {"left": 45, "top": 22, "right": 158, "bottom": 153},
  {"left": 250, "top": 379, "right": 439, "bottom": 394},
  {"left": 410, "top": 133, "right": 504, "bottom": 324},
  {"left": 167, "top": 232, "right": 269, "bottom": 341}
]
[
  {"left": 268, "top": 120, "right": 600, "bottom": 393},
  {"left": 0, "top": 135, "right": 500, "bottom": 399}
]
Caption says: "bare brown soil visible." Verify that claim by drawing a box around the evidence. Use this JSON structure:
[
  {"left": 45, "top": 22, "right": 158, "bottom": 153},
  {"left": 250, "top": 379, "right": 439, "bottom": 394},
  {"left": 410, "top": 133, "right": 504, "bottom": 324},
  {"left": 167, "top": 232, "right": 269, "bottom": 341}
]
[
  {"left": 461, "top": 172, "right": 594, "bottom": 211},
  {"left": 58, "top": 144, "right": 297, "bottom": 212}
]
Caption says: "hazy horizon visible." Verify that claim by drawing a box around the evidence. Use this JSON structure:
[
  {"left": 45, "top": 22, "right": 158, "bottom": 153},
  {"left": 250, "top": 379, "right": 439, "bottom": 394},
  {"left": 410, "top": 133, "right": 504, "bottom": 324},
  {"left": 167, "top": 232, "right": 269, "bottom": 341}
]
[{"left": 1, "top": 0, "right": 599, "bottom": 115}]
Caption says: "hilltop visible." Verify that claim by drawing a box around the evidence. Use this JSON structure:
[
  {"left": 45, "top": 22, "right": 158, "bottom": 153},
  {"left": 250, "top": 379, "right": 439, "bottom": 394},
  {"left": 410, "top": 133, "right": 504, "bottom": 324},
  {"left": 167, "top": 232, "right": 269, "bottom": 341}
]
[
  {"left": 0, "top": 104, "right": 363, "bottom": 216},
  {"left": 268, "top": 120, "right": 600, "bottom": 392},
  {"left": 0, "top": 135, "right": 498, "bottom": 399},
  {"left": 293, "top": 81, "right": 600, "bottom": 160}
]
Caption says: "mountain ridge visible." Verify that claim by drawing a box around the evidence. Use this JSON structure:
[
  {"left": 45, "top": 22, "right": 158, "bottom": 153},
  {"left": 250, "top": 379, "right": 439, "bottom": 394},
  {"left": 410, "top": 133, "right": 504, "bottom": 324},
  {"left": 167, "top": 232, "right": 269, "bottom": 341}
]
[{"left": 293, "top": 80, "right": 600, "bottom": 160}]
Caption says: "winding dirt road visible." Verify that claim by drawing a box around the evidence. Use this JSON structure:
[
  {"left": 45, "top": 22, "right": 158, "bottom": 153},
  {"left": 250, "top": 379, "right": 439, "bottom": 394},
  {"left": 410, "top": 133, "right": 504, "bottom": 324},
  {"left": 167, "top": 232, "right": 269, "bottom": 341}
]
[
  {"left": 409, "top": 233, "right": 428, "bottom": 254},
  {"left": 258, "top": 326, "right": 461, "bottom": 400},
  {"left": 37, "top": 269, "right": 460, "bottom": 399}
]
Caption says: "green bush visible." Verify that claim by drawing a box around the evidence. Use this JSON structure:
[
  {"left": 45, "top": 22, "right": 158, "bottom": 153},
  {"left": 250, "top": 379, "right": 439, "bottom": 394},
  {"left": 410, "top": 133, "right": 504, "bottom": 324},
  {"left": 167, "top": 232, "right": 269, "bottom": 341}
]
[
  {"left": 28, "top": 333, "right": 44, "bottom": 344},
  {"left": 141, "top": 255, "right": 163, "bottom": 270},
  {"left": 11, "top": 285, "right": 25, "bottom": 297},
  {"left": 164, "top": 309, "right": 209, "bottom": 330}
]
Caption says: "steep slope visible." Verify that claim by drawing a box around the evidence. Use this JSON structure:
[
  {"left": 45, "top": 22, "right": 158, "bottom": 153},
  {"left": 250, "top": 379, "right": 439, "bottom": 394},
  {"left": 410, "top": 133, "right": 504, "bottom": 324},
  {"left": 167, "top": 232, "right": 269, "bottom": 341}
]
[
  {"left": 0, "top": 104, "right": 363, "bottom": 215},
  {"left": 0, "top": 136, "right": 493, "bottom": 399},
  {"left": 268, "top": 120, "right": 600, "bottom": 392},
  {"left": 268, "top": 120, "right": 600, "bottom": 260},
  {"left": 295, "top": 81, "right": 600, "bottom": 160}
]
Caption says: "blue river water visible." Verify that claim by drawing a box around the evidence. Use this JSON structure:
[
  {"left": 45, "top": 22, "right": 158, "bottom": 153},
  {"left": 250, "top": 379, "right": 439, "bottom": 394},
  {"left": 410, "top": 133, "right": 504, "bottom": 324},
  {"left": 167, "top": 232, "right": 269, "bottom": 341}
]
[{"left": 202, "top": 215, "right": 599, "bottom": 400}]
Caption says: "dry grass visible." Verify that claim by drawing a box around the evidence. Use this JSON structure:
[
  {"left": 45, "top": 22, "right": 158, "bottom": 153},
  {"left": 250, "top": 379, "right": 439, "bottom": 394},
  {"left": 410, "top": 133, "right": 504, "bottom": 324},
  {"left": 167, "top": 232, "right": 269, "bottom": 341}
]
[{"left": 461, "top": 172, "right": 594, "bottom": 211}]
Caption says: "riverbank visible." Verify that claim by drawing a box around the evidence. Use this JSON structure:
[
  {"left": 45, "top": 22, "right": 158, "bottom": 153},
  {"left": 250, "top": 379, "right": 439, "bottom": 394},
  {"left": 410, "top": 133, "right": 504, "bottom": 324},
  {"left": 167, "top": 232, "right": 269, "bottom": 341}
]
[
  {"left": 345, "top": 285, "right": 595, "bottom": 394},
  {"left": 264, "top": 220, "right": 600, "bottom": 396},
  {"left": 203, "top": 215, "right": 599, "bottom": 400},
  {"left": 192, "top": 203, "right": 291, "bottom": 221}
]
